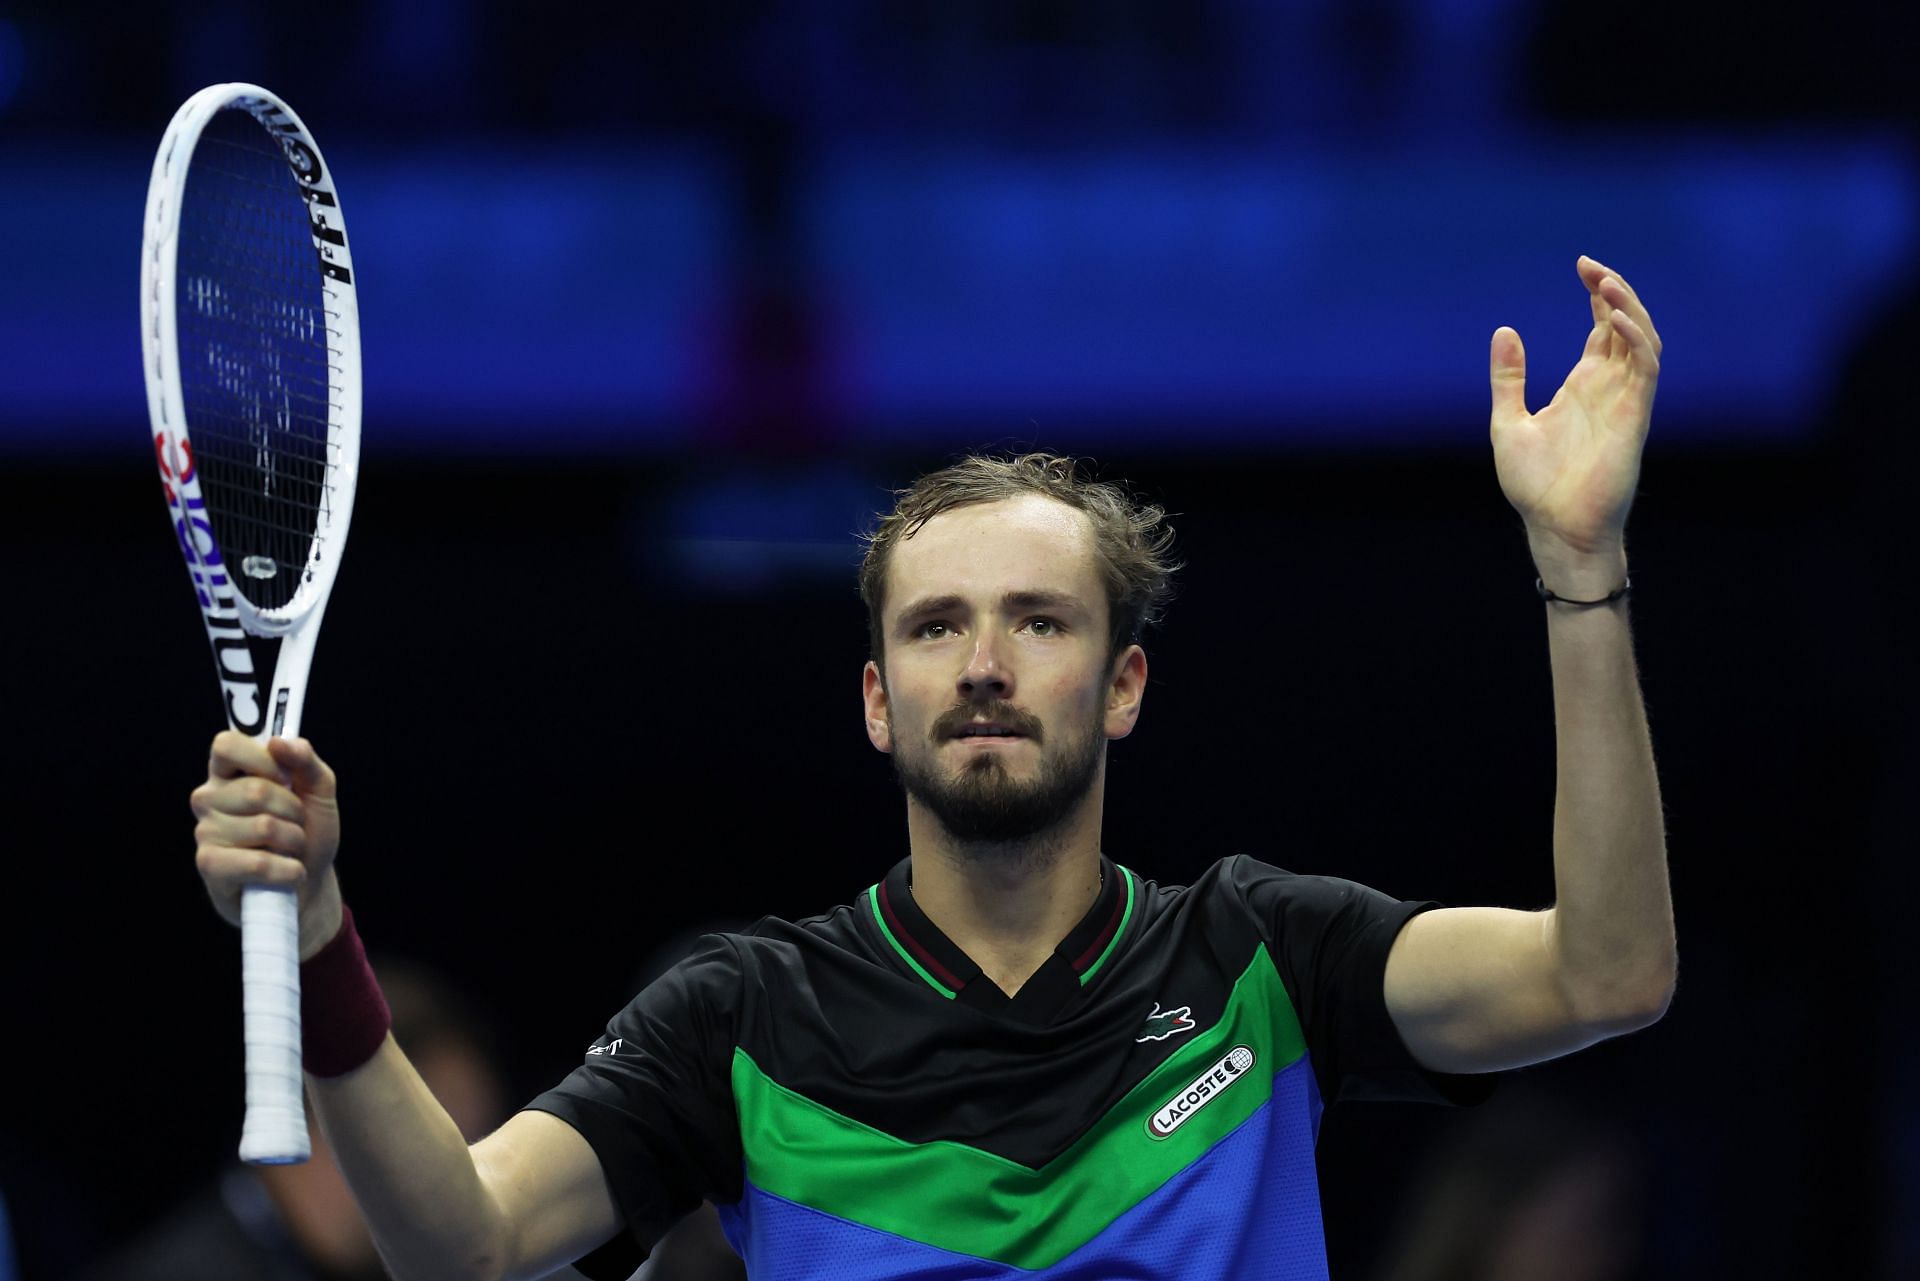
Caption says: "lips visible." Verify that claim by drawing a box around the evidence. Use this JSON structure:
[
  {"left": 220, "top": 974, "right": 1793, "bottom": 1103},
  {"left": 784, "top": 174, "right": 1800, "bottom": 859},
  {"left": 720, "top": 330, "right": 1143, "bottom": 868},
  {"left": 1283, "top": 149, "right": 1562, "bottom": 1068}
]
[{"left": 934, "top": 705, "right": 1040, "bottom": 742}]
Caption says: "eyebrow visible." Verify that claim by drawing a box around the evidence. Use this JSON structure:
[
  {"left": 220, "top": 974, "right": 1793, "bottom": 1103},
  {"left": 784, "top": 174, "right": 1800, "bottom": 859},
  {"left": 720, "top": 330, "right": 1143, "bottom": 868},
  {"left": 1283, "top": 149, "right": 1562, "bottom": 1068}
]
[{"left": 893, "top": 590, "right": 1086, "bottom": 628}]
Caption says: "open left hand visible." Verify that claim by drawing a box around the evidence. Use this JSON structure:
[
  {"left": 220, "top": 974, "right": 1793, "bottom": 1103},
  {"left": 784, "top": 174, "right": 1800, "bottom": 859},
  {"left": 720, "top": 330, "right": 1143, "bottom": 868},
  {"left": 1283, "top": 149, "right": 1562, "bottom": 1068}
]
[{"left": 1490, "top": 256, "right": 1662, "bottom": 559}]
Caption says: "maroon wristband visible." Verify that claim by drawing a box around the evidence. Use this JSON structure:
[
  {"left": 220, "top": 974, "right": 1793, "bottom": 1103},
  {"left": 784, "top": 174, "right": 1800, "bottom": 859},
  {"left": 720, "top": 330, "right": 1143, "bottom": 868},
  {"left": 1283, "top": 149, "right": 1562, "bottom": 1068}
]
[{"left": 300, "top": 903, "right": 392, "bottom": 1078}]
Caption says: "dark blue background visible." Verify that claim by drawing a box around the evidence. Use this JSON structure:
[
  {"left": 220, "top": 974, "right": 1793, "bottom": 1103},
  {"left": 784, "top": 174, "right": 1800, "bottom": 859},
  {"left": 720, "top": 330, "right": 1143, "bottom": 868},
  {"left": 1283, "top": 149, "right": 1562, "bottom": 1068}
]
[{"left": 1, "top": 3, "right": 1915, "bottom": 1279}]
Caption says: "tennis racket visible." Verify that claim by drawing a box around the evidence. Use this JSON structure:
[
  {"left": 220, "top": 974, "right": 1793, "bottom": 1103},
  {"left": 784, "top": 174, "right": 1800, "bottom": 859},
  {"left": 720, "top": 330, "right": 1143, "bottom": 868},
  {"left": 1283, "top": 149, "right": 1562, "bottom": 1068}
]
[{"left": 141, "top": 83, "right": 362, "bottom": 1165}]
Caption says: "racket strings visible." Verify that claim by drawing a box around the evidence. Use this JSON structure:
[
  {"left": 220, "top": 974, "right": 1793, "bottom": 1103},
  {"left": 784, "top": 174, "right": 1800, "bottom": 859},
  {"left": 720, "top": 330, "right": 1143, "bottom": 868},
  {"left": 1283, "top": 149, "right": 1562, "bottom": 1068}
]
[
  {"left": 177, "top": 106, "right": 339, "bottom": 613},
  {"left": 189, "top": 477, "right": 343, "bottom": 546}
]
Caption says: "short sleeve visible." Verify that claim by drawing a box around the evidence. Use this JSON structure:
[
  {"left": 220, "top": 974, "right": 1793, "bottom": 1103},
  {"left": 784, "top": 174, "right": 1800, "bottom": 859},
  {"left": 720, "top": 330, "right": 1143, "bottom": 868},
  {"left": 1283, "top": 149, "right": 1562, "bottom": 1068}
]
[
  {"left": 1230, "top": 857, "right": 1495, "bottom": 1108},
  {"left": 520, "top": 933, "right": 744, "bottom": 1277}
]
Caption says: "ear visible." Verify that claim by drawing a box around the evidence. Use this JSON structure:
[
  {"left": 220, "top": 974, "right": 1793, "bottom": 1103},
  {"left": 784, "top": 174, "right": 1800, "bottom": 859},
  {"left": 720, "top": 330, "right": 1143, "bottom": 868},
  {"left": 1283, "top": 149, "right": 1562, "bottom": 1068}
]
[
  {"left": 1104, "top": 644, "right": 1147, "bottom": 740},
  {"left": 862, "top": 660, "right": 893, "bottom": 753}
]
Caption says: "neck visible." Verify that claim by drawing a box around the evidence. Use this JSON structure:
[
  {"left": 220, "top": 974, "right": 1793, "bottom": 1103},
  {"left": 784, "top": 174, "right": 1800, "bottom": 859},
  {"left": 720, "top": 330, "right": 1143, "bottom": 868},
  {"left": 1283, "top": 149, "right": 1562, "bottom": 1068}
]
[{"left": 904, "top": 790, "right": 1105, "bottom": 997}]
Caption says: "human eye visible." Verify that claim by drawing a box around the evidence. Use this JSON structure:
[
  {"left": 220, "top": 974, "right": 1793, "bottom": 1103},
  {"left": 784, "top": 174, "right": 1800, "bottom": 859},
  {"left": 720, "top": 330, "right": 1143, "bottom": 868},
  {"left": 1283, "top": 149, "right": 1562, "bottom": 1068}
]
[
  {"left": 915, "top": 620, "right": 953, "bottom": 640},
  {"left": 1022, "top": 617, "right": 1063, "bottom": 637}
]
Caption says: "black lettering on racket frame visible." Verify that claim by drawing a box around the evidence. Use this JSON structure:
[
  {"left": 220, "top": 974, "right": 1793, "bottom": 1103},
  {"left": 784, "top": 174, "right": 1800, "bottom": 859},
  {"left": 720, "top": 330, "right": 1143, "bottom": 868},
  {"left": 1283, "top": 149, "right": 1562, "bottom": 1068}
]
[{"left": 248, "top": 97, "right": 352, "bottom": 285}]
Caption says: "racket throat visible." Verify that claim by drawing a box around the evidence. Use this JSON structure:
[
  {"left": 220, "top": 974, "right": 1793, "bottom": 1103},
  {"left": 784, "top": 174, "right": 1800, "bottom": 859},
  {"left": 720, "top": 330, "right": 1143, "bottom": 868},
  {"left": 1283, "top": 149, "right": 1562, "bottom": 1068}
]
[
  {"left": 212, "top": 633, "right": 268, "bottom": 735},
  {"left": 207, "top": 631, "right": 281, "bottom": 738}
]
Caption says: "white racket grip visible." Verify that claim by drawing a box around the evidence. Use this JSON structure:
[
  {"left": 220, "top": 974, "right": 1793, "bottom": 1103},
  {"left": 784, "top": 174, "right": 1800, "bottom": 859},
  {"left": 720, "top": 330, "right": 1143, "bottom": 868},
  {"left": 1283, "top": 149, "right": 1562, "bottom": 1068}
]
[{"left": 237, "top": 884, "right": 311, "bottom": 1164}]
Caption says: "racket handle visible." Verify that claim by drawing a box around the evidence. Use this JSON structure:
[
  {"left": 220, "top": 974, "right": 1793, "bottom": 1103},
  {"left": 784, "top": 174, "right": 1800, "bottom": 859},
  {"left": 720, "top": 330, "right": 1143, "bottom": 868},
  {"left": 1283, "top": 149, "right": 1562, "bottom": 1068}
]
[{"left": 237, "top": 884, "right": 311, "bottom": 1164}]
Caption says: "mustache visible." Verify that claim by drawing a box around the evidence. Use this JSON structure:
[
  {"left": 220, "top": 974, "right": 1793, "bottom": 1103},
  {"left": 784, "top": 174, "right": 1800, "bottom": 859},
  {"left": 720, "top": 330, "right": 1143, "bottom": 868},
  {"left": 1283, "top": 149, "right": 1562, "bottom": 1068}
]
[{"left": 931, "top": 701, "right": 1044, "bottom": 742}]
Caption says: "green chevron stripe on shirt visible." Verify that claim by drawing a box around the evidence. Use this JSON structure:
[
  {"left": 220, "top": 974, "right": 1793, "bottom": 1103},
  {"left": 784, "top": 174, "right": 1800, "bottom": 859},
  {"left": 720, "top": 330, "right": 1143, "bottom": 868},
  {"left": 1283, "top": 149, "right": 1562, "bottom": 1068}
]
[{"left": 730, "top": 943, "right": 1306, "bottom": 1269}]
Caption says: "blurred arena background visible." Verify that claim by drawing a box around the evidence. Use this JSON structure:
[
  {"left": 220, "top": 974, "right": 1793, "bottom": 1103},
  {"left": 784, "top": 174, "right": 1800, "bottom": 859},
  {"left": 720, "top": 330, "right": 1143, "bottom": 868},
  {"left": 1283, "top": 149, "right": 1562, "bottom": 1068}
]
[{"left": 1, "top": 2, "right": 1915, "bottom": 1277}]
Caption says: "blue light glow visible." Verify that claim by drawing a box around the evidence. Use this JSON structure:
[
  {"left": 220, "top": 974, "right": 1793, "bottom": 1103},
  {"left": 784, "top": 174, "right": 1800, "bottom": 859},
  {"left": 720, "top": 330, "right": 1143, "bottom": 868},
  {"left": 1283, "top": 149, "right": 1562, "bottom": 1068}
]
[{"left": 2, "top": 134, "right": 1910, "bottom": 452}]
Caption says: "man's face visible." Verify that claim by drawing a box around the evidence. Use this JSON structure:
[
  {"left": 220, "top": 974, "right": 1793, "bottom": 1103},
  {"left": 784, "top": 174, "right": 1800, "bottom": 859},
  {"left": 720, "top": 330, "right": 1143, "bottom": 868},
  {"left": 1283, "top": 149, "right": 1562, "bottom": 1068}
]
[{"left": 862, "top": 494, "right": 1144, "bottom": 846}]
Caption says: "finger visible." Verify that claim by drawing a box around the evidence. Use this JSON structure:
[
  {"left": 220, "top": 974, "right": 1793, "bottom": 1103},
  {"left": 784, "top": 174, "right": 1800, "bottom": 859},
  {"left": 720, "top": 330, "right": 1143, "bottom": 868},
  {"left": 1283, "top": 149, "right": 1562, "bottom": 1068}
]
[
  {"left": 268, "top": 736, "right": 337, "bottom": 802},
  {"left": 209, "top": 730, "right": 289, "bottom": 784},
  {"left": 190, "top": 773, "right": 306, "bottom": 823},
  {"left": 1578, "top": 257, "right": 1634, "bottom": 362},
  {"left": 1583, "top": 315, "right": 1612, "bottom": 361},
  {"left": 1578, "top": 256, "right": 1612, "bottom": 330},
  {"left": 197, "top": 844, "right": 309, "bottom": 893},
  {"left": 1608, "top": 308, "right": 1661, "bottom": 379},
  {"left": 1580, "top": 256, "right": 1662, "bottom": 354},
  {"left": 1577, "top": 254, "right": 1617, "bottom": 287},
  {"left": 1597, "top": 273, "right": 1663, "bottom": 357},
  {"left": 196, "top": 810, "right": 310, "bottom": 859},
  {"left": 1489, "top": 327, "right": 1528, "bottom": 427}
]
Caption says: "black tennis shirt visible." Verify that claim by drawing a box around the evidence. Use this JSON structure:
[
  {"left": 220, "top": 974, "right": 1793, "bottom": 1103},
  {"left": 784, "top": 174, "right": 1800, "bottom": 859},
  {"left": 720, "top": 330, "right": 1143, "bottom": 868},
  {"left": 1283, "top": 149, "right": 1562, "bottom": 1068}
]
[{"left": 527, "top": 855, "right": 1492, "bottom": 1279}]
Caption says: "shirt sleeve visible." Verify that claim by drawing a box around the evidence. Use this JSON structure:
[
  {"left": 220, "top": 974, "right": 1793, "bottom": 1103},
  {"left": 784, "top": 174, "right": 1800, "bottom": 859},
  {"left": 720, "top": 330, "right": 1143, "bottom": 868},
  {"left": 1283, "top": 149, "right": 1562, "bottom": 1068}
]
[
  {"left": 519, "top": 932, "right": 744, "bottom": 1278},
  {"left": 1230, "top": 856, "right": 1496, "bottom": 1108}
]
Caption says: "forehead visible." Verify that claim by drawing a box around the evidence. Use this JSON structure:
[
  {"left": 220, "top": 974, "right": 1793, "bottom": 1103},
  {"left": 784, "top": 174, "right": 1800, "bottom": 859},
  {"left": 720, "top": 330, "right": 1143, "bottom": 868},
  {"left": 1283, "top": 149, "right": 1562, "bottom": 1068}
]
[{"left": 885, "top": 494, "right": 1104, "bottom": 612}]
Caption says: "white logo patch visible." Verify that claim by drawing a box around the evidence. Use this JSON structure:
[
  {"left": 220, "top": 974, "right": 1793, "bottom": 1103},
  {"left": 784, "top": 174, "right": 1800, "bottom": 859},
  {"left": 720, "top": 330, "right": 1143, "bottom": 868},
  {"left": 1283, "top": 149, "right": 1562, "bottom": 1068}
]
[
  {"left": 586, "top": 1037, "right": 624, "bottom": 1057},
  {"left": 1145, "top": 1045, "right": 1257, "bottom": 1139}
]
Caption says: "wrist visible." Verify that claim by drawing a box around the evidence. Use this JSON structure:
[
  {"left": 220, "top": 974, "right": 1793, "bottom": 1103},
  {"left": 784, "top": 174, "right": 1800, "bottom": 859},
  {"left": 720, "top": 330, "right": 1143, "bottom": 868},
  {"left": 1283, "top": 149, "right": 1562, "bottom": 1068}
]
[
  {"left": 1527, "top": 529, "right": 1628, "bottom": 600},
  {"left": 298, "top": 883, "right": 344, "bottom": 963},
  {"left": 300, "top": 901, "right": 392, "bottom": 1078}
]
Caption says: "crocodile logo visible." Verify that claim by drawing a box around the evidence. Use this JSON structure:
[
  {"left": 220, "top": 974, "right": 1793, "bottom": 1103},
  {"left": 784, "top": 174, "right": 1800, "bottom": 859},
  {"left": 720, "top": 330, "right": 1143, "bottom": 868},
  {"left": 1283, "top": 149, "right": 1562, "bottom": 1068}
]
[{"left": 1136, "top": 1002, "right": 1197, "bottom": 1043}]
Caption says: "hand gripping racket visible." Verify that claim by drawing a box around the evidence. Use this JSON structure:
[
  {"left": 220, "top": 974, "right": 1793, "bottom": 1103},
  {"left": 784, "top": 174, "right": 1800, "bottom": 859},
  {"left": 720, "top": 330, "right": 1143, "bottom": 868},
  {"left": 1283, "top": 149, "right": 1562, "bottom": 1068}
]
[{"left": 141, "top": 83, "right": 362, "bottom": 1165}]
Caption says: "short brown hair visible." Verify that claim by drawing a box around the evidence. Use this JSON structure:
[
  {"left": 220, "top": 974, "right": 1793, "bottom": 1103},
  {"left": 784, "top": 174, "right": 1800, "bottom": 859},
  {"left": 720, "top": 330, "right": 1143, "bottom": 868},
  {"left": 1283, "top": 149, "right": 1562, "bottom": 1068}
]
[{"left": 859, "top": 453, "right": 1180, "bottom": 671}]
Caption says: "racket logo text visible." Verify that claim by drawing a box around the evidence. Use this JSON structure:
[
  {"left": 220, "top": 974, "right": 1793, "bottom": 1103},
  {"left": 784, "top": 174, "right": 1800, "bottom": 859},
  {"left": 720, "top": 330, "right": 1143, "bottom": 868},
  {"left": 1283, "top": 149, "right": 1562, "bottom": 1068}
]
[
  {"left": 156, "top": 429, "right": 268, "bottom": 734},
  {"left": 247, "top": 98, "right": 353, "bottom": 286}
]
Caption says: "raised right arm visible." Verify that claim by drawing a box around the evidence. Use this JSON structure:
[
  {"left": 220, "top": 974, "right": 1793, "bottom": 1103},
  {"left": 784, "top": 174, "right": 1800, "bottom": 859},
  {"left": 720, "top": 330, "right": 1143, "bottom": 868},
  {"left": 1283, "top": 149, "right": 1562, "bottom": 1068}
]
[{"left": 193, "top": 732, "right": 623, "bottom": 1281}]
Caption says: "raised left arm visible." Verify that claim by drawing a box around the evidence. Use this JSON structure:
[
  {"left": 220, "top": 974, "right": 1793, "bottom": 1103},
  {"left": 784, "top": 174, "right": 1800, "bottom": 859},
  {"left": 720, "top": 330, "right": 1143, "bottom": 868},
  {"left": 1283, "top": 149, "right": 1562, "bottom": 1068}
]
[{"left": 1383, "top": 256, "right": 1677, "bottom": 1075}]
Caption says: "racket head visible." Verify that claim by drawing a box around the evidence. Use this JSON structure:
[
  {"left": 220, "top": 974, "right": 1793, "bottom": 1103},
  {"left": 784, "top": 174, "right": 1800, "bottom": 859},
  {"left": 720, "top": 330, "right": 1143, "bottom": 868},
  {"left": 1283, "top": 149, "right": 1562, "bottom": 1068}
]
[{"left": 142, "top": 83, "right": 361, "bottom": 637}]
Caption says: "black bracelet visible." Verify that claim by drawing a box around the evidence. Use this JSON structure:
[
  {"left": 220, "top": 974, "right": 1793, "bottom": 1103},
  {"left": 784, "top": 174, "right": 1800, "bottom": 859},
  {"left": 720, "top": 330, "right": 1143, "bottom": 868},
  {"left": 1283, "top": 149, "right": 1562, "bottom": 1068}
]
[{"left": 1535, "top": 576, "right": 1631, "bottom": 607}]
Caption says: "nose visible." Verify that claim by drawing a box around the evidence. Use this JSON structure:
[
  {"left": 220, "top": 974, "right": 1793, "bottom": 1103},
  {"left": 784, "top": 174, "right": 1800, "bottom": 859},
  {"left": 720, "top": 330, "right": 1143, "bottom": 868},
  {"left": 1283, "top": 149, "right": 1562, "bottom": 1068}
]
[{"left": 958, "top": 631, "right": 1012, "bottom": 702}]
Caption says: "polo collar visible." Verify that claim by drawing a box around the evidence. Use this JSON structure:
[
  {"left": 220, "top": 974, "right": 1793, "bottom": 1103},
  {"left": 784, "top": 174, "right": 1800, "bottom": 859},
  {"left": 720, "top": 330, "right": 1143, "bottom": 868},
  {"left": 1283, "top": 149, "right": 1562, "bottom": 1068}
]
[{"left": 867, "top": 853, "right": 1137, "bottom": 1024}]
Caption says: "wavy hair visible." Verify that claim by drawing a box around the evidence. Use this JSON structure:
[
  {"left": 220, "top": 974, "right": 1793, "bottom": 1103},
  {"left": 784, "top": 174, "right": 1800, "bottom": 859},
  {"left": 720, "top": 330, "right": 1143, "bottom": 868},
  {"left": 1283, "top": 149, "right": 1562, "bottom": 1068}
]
[{"left": 858, "top": 453, "right": 1180, "bottom": 672}]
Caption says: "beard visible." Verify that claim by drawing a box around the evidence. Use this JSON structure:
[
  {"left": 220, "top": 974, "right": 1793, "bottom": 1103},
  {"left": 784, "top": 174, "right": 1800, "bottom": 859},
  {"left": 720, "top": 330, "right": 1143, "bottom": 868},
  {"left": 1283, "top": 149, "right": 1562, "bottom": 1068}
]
[{"left": 890, "top": 700, "right": 1105, "bottom": 847}]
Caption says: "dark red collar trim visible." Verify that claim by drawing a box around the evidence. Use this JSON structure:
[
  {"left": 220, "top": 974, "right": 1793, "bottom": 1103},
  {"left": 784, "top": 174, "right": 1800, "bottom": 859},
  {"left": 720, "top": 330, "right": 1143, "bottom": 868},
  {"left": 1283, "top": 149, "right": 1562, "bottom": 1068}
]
[{"left": 876, "top": 875, "right": 969, "bottom": 992}]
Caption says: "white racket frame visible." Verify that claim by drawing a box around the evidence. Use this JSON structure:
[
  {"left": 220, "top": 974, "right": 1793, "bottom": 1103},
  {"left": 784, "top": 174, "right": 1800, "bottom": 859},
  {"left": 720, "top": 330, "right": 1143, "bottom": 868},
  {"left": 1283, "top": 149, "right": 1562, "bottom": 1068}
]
[{"left": 141, "top": 82, "right": 362, "bottom": 1165}]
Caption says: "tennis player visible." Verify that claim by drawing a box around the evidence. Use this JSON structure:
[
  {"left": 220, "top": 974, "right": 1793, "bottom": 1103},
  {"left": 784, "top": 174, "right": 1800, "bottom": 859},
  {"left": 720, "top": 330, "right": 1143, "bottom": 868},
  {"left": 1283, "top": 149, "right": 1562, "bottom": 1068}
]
[{"left": 191, "top": 256, "right": 1674, "bottom": 1281}]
